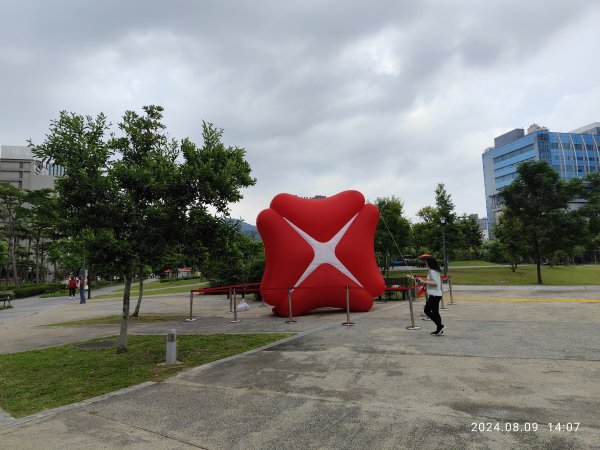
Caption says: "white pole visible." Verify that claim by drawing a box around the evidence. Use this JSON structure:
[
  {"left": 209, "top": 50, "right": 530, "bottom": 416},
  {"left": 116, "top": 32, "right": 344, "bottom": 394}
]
[{"left": 166, "top": 329, "right": 177, "bottom": 364}]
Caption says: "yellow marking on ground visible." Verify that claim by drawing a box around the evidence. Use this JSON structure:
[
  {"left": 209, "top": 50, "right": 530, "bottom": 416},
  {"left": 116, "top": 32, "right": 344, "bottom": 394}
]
[{"left": 453, "top": 297, "right": 600, "bottom": 303}]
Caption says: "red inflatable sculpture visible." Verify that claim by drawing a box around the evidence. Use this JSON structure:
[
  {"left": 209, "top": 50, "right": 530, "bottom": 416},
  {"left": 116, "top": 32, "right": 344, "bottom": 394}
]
[{"left": 256, "top": 190, "right": 385, "bottom": 317}]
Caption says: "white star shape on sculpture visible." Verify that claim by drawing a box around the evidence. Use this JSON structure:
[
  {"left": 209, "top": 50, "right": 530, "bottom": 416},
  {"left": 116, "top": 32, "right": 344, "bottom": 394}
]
[{"left": 284, "top": 213, "right": 362, "bottom": 290}]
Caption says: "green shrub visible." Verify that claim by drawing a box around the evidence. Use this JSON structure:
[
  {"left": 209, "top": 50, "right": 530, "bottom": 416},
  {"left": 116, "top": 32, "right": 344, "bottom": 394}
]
[
  {"left": 13, "top": 283, "right": 65, "bottom": 299},
  {"left": 159, "top": 275, "right": 202, "bottom": 283}
]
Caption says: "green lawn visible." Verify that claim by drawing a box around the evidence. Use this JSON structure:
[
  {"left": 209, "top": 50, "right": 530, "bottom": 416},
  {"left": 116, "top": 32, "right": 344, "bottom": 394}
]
[
  {"left": 448, "top": 260, "right": 502, "bottom": 267},
  {"left": 0, "top": 333, "right": 292, "bottom": 418},
  {"left": 39, "top": 279, "right": 207, "bottom": 300},
  {"left": 391, "top": 264, "right": 600, "bottom": 285},
  {"left": 91, "top": 281, "right": 207, "bottom": 299},
  {"left": 47, "top": 314, "right": 188, "bottom": 326}
]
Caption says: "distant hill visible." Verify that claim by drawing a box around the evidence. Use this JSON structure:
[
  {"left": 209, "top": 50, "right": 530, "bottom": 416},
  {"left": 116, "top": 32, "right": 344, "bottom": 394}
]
[{"left": 227, "top": 219, "right": 261, "bottom": 241}]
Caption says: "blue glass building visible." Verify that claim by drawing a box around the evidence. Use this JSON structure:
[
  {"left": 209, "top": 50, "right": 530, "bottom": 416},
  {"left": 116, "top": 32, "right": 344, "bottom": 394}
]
[{"left": 482, "top": 122, "right": 600, "bottom": 238}]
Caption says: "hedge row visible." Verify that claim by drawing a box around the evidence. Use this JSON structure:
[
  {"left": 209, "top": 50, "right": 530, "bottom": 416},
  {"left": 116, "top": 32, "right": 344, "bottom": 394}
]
[
  {"left": 12, "top": 283, "right": 65, "bottom": 299},
  {"left": 159, "top": 275, "right": 202, "bottom": 283}
]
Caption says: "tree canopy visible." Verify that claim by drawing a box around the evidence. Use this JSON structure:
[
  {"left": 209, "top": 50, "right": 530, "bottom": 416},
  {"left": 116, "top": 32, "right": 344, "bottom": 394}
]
[
  {"left": 498, "top": 160, "right": 581, "bottom": 284},
  {"left": 374, "top": 196, "right": 411, "bottom": 273},
  {"left": 31, "top": 105, "right": 255, "bottom": 352}
]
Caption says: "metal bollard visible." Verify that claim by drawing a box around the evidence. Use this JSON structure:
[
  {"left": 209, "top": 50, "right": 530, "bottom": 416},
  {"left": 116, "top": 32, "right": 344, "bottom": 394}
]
[
  {"left": 406, "top": 285, "right": 421, "bottom": 330},
  {"left": 259, "top": 291, "right": 266, "bottom": 308},
  {"left": 230, "top": 288, "right": 241, "bottom": 323},
  {"left": 186, "top": 291, "right": 197, "bottom": 322},
  {"left": 228, "top": 286, "right": 233, "bottom": 313},
  {"left": 440, "top": 280, "right": 448, "bottom": 310},
  {"left": 166, "top": 329, "right": 177, "bottom": 364},
  {"left": 342, "top": 285, "right": 354, "bottom": 326},
  {"left": 448, "top": 276, "right": 455, "bottom": 305},
  {"left": 285, "top": 286, "right": 297, "bottom": 324}
]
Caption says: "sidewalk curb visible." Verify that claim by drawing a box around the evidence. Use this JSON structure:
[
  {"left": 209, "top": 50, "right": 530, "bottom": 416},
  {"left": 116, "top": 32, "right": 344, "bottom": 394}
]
[{"left": 0, "top": 381, "right": 157, "bottom": 430}]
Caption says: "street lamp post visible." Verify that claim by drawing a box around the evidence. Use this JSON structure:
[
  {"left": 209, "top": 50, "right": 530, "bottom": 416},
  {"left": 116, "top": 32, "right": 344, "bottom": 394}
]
[
  {"left": 440, "top": 216, "right": 448, "bottom": 310},
  {"left": 440, "top": 217, "right": 447, "bottom": 277}
]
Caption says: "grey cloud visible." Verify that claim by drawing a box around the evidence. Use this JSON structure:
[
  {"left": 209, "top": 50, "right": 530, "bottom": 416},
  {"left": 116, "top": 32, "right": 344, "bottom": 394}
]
[{"left": 1, "top": 0, "right": 599, "bottom": 222}]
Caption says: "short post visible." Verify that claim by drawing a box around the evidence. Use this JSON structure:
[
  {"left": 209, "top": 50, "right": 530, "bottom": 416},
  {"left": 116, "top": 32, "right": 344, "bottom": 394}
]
[
  {"left": 228, "top": 286, "right": 233, "bottom": 313},
  {"left": 186, "top": 291, "right": 197, "bottom": 322},
  {"left": 448, "top": 276, "right": 455, "bottom": 305},
  {"left": 342, "top": 285, "right": 355, "bottom": 326},
  {"left": 166, "top": 328, "right": 177, "bottom": 364},
  {"left": 406, "top": 284, "right": 421, "bottom": 330},
  {"left": 285, "top": 286, "right": 297, "bottom": 324},
  {"left": 440, "top": 280, "right": 448, "bottom": 311},
  {"left": 259, "top": 290, "right": 266, "bottom": 308},
  {"left": 230, "top": 288, "right": 241, "bottom": 323}
]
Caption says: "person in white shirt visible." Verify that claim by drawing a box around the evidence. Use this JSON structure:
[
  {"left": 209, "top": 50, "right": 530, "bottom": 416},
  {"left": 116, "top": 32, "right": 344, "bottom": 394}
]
[{"left": 416, "top": 253, "right": 445, "bottom": 335}]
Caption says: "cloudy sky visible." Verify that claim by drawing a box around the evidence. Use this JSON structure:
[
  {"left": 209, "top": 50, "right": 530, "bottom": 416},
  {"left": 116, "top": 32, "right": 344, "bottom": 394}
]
[{"left": 1, "top": 0, "right": 599, "bottom": 225}]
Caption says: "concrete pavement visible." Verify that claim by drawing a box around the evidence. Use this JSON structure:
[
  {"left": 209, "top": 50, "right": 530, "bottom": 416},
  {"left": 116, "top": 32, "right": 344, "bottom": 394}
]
[{"left": 0, "top": 285, "right": 599, "bottom": 449}]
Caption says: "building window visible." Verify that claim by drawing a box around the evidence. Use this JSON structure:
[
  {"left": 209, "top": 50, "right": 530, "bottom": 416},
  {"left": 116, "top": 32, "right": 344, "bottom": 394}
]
[{"left": 493, "top": 144, "right": 534, "bottom": 164}]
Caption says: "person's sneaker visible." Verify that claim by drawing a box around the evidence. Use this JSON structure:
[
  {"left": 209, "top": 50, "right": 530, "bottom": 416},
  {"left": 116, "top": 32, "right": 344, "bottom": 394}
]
[
  {"left": 430, "top": 330, "right": 438, "bottom": 335},
  {"left": 435, "top": 326, "right": 446, "bottom": 336},
  {"left": 422, "top": 317, "right": 431, "bottom": 321}
]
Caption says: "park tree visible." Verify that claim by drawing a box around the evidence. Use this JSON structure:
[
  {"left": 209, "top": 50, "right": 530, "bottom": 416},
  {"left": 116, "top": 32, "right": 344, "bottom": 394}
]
[
  {"left": 480, "top": 239, "right": 508, "bottom": 264},
  {"left": 203, "top": 220, "right": 264, "bottom": 287},
  {"left": 413, "top": 206, "right": 437, "bottom": 256},
  {"left": 456, "top": 214, "right": 483, "bottom": 260},
  {"left": 0, "top": 183, "right": 28, "bottom": 287},
  {"left": 47, "top": 237, "right": 83, "bottom": 279},
  {"left": 434, "top": 183, "right": 464, "bottom": 262},
  {"left": 0, "top": 241, "right": 8, "bottom": 281},
  {"left": 374, "top": 196, "right": 411, "bottom": 275},
  {"left": 413, "top": 184, "right": 462, "bottom": 263},
  {"left": 24, "top": 189, "right": 59, "bottom": 283},
  {"left": 32, "top": 106, "right": 255, "bottom": 352},
  {"left": 499, "top": 160, "right": 581, "bottom": 284},
  {"left": 493, "top": 212, "right": 528, "bottom": 271},
  {"left": 578, "top": 173, "right": 600, "bottom": 258}
]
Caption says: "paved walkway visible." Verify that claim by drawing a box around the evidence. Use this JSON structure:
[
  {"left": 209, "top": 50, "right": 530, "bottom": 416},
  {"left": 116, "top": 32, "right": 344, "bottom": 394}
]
[{"left": 0, "top": 285, "right": 599, "bottom": 449}]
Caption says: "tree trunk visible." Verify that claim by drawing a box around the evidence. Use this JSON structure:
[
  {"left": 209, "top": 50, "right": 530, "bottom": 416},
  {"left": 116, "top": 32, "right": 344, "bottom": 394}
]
[
  {"left": 132, "top": 265, "right": 144, "bottom": 317},
  {"left": 87, "top": 272, "right": 92, "bottom": 300},
  {"left": 385, "top": 251, "right": 389, "bottom": 278},
  {"left": 35, "top": 231, "right": 41, "bottom": 284},
  {"left": 10, "top": 237, "right": 19, "bottom": 288},
  {"left": 40, "top": 244, "right": 46, "bottom": 282},
  {"left": 117, "top": 264, "right": 135, "bottom": 353},
  {"left": 534, "top": 241, "right": 543, "bottom": 284}
]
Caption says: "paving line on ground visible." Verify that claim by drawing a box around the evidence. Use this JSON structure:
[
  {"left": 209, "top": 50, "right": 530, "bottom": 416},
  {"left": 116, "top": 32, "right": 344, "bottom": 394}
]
[{"left": 453, "top": 297, "right": 600, "bottom": 303}]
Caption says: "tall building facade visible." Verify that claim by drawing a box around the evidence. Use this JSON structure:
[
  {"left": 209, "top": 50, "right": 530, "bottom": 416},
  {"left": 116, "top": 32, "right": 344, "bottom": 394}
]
[
  {"left": 0, "top": 145, "right": 63, "bottom": 190},
  {"left": 482, "top": 122, "right": 600, "bottom": 238}
]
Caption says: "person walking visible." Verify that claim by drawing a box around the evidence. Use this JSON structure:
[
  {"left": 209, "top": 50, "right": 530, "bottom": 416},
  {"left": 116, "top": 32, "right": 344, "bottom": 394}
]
[
  {"left": 79, "top": 275, "right": 86, "bottom": 304},
  {"left": 67, "top": 276, "right": 77, "bottom": 299},
  {"left": 416, "top": 253, "right": 445, "bottom": 335}
]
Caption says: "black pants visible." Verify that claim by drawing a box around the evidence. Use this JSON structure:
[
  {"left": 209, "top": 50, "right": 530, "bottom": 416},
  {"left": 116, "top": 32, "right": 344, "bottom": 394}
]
[
  {"left": 68, "top": 287, "right": 76, "bottom": 297},
  {"left": 424, "top": 295, "right": 443, "bottom": 329}
]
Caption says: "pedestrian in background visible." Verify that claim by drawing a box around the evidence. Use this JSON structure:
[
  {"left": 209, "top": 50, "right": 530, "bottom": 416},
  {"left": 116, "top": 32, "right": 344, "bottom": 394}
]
[
  {"left": 416, "top": 253, "right": 445, "bottom": 335},
  {"left": 79, "top": 275, "right": 86, "bottom": 304},
  {"left": 67, "top": 276, "right": 77, "bottom": 299}
]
